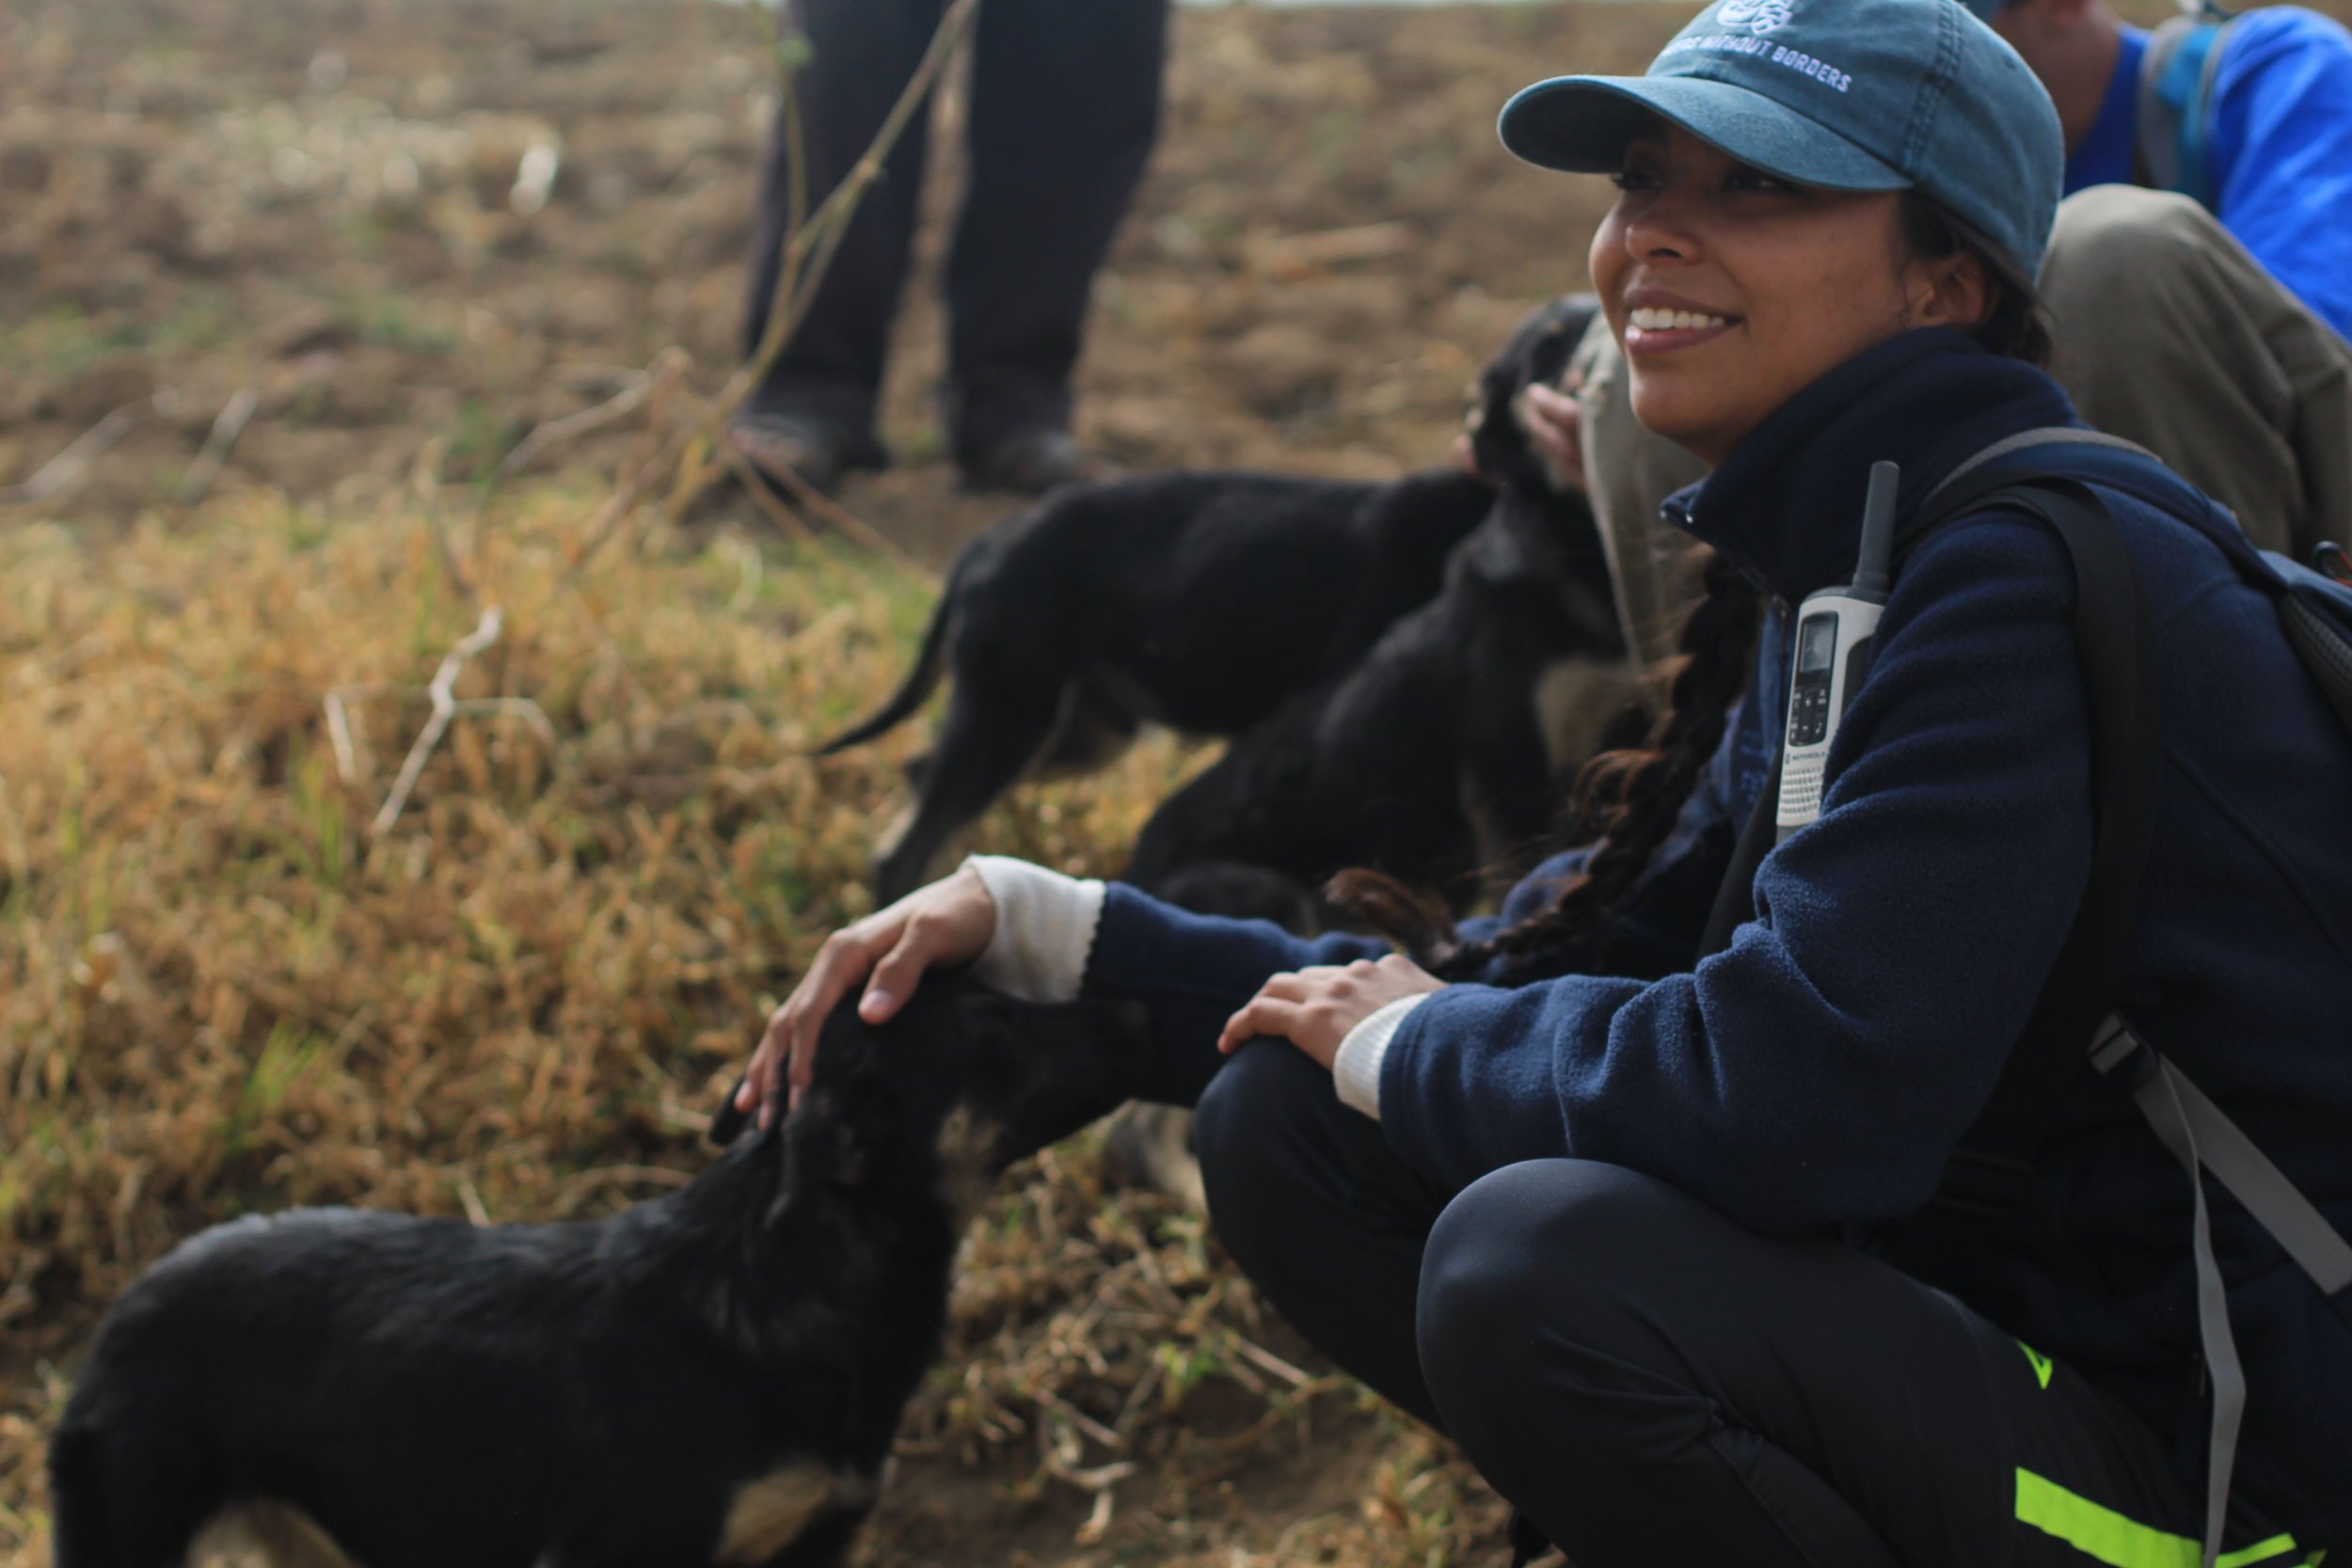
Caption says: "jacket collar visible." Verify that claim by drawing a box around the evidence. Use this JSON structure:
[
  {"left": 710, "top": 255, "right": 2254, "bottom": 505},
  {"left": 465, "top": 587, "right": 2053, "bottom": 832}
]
[{"left": 1661, "top": 329, "right": 2080, "bottom": 604}]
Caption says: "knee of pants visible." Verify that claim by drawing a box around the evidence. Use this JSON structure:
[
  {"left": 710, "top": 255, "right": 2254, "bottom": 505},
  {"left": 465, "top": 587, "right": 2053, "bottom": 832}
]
[
  {"left": 1192, "top": 1039, "right": 1335, "bottom": 1280},
  {"left": 1415, "top": 1160, "right": 1694, "bottom": 1444},
  {"left": 2042, "top": 184, "right": 2219, "bottom": 319}
]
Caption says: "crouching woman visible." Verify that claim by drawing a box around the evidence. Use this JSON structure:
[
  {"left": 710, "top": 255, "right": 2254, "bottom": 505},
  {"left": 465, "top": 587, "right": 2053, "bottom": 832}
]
[{"left": 739, "top": 0, "right": 2352, "bottom": 1560}]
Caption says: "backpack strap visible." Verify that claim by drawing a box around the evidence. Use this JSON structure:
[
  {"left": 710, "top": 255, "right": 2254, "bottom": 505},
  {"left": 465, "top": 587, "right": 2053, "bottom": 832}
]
[
  {"left": 1894, "top": 472, "right": 2168, "bottom": 1217},
  {"left": 1697, "top": 755, "right": 1781, "bottom": 959},
  {"left": 2136, "top": 11, "right": 2238, "bottom": 210}
]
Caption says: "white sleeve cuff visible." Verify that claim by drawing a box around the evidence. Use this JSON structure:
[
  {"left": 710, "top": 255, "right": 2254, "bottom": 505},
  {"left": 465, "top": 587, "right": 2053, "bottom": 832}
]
[
  {"left": 1332, "top": 994, "right": 1428, "bottom": 1121},
  {"left": 963, "top": 855, "right": 1106, "bottom": 1005}
]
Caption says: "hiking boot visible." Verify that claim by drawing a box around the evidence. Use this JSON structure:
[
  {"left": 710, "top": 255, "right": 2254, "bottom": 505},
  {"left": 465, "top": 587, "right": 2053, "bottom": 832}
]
[
  {"left": 957, "top": 426, "right": 1103, "bottom": 497},
  {"left": 728, "top": 412, "right": 885, "bottom": 499}
]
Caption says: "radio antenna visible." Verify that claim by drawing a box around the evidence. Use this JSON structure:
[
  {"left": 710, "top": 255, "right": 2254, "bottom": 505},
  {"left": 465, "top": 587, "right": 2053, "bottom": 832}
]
[{"left": 1851, "top": 460, "right": 1899, "bottom": 599}]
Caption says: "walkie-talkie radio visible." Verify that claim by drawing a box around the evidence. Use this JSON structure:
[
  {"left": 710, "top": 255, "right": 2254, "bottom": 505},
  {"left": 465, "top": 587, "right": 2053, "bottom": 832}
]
[{"left": 1776, "top": 460, "right": 1899, "bottom": 840}]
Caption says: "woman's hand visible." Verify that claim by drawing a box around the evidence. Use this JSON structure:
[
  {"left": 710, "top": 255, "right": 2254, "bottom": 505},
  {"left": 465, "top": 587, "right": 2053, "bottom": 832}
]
[
  {"left": 1216, "top": 955, "right": 1444, "bottom": 1071},
  {"left": 739, "top": 865, "right": 998, "bottom": 1128}
]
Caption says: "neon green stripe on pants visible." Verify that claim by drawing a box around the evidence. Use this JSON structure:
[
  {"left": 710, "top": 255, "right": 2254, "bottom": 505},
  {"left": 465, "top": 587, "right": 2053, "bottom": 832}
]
[{"left": 2013, "top": 1468, "right": 2307, "bottom": 1568}]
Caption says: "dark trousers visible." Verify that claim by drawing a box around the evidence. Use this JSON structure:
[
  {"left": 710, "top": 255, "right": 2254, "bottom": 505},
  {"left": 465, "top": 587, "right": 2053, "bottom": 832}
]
[
  {"left": 1187, "top": 1041, "right": 2311, "bottom": 1568},
  {"left": 741, "top": 0, "right": 1168, "bottom": 457}
]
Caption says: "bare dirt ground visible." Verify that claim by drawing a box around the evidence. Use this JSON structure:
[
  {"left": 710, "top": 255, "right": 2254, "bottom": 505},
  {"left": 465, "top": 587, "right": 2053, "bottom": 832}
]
[{"left": 0, "top": 0, "right": 1682, "bottom": 549}]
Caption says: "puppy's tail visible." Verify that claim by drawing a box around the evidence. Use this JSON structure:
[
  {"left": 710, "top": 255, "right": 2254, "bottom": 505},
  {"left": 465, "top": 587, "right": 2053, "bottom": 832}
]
[{"left": 810, "top": 574, "right": 959, "bottom": 757}]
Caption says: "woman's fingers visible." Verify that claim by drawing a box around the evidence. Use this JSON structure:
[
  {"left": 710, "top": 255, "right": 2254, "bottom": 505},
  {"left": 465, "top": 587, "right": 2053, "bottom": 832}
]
[
  {"left": 1218, "top": 995, "right": 1308, "bottom": 1056},
  {"left": 739, "top": 865, "right": 1002, "bottom": 1130},
  {"left": 1216, "top": 958, "right": 1439, "bottom": 1069},
  {"left": 743, "top": 919, "right": 895, "bottom": 1128},
  {"left": 785, "top": 926, "right": 891, "bottom": 1106},
  {"left": 861, "top": 913, "right": 944, "bottom": 1023}
]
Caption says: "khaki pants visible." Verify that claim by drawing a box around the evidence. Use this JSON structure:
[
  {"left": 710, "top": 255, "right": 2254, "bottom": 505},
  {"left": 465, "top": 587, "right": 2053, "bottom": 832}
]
[{"left": 1579, "top": 184, "right": 2352, "bottom": 673}]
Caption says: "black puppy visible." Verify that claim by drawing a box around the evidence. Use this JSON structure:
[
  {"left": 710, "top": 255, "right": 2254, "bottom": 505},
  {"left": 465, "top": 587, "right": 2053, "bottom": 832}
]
[
  {"left": 49, "top": 983, "right": 1145, "bottom": 1568},
  {"left": 819, "top": 296, "right": 1597, "bottom": 905},
  {"left": 1122, "top": 309, "right": 1633, "bottom": 920}
]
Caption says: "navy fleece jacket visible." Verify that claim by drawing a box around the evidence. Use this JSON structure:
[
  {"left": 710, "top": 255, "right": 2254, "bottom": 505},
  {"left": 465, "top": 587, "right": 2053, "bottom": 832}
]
[{"left": 1082, "top": 331, "right": 2352, "bottom": 1541}]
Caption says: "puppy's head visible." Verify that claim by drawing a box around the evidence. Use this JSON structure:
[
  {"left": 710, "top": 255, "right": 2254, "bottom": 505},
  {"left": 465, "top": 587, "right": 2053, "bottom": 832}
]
[
  {"left": 766, "top": 980, "right": 1148, "bottom": 1232},
  {"left": 1464, "top": 293, "right": 1600, "bottom": 496}
]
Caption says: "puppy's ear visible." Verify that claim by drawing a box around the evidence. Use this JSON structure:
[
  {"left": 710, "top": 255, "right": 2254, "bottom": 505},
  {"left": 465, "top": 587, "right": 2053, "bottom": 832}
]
[
  {"left": 762, "top": 1080, "right": 896, "bottom": 1228},
  {"left": 710, "top": 1072, "right": 754, "bottom": 1147},
  {"left": 765, "top": 1099, "right": 831, "bottom": 1228}
]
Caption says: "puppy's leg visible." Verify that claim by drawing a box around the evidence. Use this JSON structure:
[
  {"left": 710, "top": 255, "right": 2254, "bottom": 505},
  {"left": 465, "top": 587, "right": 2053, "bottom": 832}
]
[
  {"left": 48, "top": 1416, "right": 220, "bottom": 1568},
  {"left": 194, "top": 1500, "right": 357, "bottom": 1568},
  {"left": 870, "top": 684, "right": 1072, "bottom": 903},
  {"left": 1101, "top": 1104, "right": 1207, "bottom": 1214}
]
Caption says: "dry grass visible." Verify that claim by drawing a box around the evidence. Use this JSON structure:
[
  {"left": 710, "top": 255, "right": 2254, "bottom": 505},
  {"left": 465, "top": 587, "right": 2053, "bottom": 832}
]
[{"left": 0, "top": 489, "right": 1502, "bottom": 1566}]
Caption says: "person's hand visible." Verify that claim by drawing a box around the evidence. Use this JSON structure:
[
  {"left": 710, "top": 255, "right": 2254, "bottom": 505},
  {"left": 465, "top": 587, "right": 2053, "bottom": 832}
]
[
  {"left": 1520, "top": 380, "right": 1587, "bottom": 493},
  {"left": 1451, "top": 430, "right": 1487, "bottom": 482},
  {"left": 1215, "top": 956, "right": 1444, "bottom": 1071},
  {"left": 739, "top": 865, "right": 998, "bottom": 1128}
]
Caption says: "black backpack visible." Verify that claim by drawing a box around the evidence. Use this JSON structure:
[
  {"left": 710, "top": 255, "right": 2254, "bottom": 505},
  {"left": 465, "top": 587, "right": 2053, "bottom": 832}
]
[{"left": 1698, "top": 430, "right": 2352, "bottom": 1568}]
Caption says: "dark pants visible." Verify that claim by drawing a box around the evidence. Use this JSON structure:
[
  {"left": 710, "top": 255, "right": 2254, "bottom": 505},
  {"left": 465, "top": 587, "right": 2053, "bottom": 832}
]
[
  {"left": 1189, "top": 1041, "right": 2311, "bottom": 1568},
  {"left": 741, "top": 0, "right": 1168, "bottom": 458}
]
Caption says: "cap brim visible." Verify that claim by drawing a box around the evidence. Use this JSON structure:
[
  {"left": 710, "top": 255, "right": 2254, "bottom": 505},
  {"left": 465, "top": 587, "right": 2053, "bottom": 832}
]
[{"left": 1499, "top": 74, "right": 1911, "bottom": 192}]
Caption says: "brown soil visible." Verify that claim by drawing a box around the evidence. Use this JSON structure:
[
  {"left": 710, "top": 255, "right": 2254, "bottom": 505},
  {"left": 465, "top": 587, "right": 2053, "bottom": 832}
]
[{"left": 0, "top": 0, "right": 1688, "bottom": 560}]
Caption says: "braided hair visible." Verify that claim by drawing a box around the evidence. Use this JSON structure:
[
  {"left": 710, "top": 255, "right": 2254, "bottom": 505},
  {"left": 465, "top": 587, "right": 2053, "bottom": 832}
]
[
  {"left": 1331, "top": 193, "right": 2046, "bottom": 981},
  {"left": 1330, "top": 547, "right": 1761, "bottom": 981}
]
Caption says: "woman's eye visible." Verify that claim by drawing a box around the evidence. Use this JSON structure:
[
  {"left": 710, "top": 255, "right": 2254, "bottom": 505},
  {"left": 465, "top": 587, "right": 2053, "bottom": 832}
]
[{"left": 1610, "top": 166, "right": 1661, "bottom": 193}]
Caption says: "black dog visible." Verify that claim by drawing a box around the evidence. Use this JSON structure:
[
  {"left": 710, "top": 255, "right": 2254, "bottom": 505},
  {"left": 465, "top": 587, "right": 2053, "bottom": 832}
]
[
  {"left": 49, "top": 983, "right": 1145, "bottom": 1568},
  {"left": 819, "top": 296, "right": 1599, "bottom": 905},
  {"left": 1123, "top": 324, "right": 1634, "bottom": 921}
]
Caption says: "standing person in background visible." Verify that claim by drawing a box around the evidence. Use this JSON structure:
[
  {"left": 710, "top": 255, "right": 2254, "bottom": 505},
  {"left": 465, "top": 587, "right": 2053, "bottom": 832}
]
[
  {"left": 730, "top": 0, "right": 1169, "bottom": 498},
  {"left": 1556, "top": 0, "right": 2352, "bottom": 672}
]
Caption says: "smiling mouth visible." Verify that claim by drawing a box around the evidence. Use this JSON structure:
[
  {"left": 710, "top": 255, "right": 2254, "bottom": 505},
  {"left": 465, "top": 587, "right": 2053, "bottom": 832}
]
[
  {"left": 1624, "top": 306, "right": 1740, "bottom": 353},
  {"left": 1629, "top": 307, "right": 1728, "bottom": 330}
]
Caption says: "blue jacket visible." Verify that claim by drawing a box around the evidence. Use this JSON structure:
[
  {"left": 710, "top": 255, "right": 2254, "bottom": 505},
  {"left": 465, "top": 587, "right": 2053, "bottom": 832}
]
[
  {"left": 1083, "top": 331, "right": 2352, "bottom": 1542},
  {"left": 2067, "top": 8, "right": 2352, "bottom": 339}
]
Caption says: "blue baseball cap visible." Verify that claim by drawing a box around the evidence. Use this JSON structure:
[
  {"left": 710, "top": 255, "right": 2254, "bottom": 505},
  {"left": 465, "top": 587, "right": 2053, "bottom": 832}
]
[{"left": 1498, "top": 0, "right": 2062, "bottom": 273}]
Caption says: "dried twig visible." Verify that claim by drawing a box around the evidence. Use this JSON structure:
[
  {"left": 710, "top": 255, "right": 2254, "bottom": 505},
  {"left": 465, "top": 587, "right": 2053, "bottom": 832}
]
[
  {"left": 175, "top": 387, "right": 259, "bottom": 505},
  {"left": 5, "top": 404, "right": 138, "bottom": 505},
  {"left": 1034, "top": 1387, "right": 1122, "bottom": 1451},
  {"left": 369, "top": 608, "right": 558, "bottom": 835},
  {"left": 551, "top": 1163, "right": 694, "bottom": 1217},
  {"left": 718, "top": 444, "right": 821, "bottom": 546},
  {"left": 736, "top": 0, "right": 977, "bottom": 415},
  {"left": 734, "top": 440, "right": 934, "bottom": 580},
  {"left": 762, "top": 2, "right": 813, "bottom": 241},
  {"left": 484, "top": 0, "right": 968, "bottom": 642},
  {"left": 325, "top": 690, "right": 363, "bottom": 784},
  {"left": 664, "top": 0, "right": 973, "bottom": 553},
  {"left": 564, "top": 423, "right": 696, "bottom": 582},
  {"left": 493, "top": 347, "right": 688, "bottom": 485},
  {"left": 1227, "top": 1331, "right": 1315, "bottom": 1388},
  {"left": 723, "top": 534, "right": 764, "bottom": 616},
  {"left": 404, "top": 436, "right": 481, "bottom": 610}
]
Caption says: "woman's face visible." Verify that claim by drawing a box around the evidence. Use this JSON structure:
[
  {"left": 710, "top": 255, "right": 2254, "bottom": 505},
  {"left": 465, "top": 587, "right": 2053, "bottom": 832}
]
[{"left": 1588, "top": 122, "right": 1985, "bottom": 465}]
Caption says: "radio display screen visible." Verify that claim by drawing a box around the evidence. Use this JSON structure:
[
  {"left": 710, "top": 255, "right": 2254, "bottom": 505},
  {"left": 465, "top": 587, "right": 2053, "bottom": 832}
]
[{"left": 1797, "top": 613, "right": 1837, "bottom": 676}]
